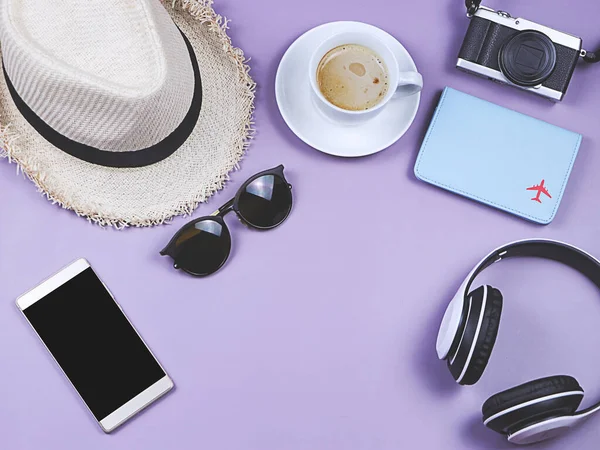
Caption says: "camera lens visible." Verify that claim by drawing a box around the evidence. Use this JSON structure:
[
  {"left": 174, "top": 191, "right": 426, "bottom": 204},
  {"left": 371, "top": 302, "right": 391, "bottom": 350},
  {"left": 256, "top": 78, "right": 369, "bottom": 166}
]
[{"left": 499, "top": 30, "right": 557, "bottom": 87}]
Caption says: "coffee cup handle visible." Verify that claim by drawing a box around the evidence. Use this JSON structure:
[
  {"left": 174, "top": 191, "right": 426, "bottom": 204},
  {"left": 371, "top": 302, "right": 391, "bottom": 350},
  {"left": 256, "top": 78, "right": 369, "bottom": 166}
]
[{"left": 394, "top": 71, "right": 423, "bottom": 98}]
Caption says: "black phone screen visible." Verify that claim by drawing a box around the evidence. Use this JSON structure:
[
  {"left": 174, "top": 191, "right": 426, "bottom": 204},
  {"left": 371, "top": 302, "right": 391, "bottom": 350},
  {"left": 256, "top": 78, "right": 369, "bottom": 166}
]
[{"left": 23, "top": 267, "right": 165, "bottom": 420}]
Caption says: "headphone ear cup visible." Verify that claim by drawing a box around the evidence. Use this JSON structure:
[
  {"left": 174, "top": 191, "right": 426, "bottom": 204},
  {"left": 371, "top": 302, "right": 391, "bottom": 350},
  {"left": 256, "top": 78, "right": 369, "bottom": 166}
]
[
  {"left": 447, "top": 285, "right": 503, "bottom": 385},
  {"left": 482, "top": 376, "right": 584, "bottom": 436}
]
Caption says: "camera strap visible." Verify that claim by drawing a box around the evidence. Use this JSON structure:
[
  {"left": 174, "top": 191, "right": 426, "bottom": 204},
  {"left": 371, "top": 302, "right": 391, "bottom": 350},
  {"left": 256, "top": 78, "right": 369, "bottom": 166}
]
[
  {"left": 464, "top": 0, "right": 600, "bottom": 63},
  {"left": 465, "top": 0, "right": 481, "bottom": 16},
  {"left": 583, "top": 50, "right": 599, "bottom": 64}
]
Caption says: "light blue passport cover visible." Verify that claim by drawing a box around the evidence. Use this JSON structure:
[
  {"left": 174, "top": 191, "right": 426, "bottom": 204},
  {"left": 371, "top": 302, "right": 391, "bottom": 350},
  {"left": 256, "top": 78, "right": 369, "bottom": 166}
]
[{"left": 415, "top": 88, "right": 582, "bottom": 224}]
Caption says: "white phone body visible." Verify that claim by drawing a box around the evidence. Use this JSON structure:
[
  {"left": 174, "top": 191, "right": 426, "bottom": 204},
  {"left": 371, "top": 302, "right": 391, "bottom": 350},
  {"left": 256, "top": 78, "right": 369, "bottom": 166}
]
[{"left": 16, "top": 258, "right": 174, "bottom": 433}]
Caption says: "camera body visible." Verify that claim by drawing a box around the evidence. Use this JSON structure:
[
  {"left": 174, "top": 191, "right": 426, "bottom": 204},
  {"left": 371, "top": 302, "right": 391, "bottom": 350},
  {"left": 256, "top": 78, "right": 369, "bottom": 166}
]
[{"left": 458, "top": 6, "right": 583, "bottom": 101}]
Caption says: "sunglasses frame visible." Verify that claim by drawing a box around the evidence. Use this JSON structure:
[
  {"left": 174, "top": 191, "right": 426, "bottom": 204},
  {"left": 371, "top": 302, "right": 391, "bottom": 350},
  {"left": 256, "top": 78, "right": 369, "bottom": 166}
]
[{"left": 160, "top": 165, "right": 292, "bottom": 277}]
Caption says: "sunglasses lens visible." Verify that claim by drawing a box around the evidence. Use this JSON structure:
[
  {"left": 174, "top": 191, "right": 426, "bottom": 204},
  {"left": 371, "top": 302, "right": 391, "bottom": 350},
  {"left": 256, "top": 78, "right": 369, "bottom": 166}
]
[
  {"left": 172, "top": 219, "right": 231, "bottom": 276},
  {"left": 237, "top": 174, "right": 292, "bottom": 228}
]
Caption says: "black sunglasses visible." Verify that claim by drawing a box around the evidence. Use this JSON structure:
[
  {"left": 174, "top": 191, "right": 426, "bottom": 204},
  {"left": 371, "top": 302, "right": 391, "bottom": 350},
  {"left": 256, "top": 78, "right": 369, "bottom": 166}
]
[{"left": 160, "top": 165, "right": 293, "bottom": 276}]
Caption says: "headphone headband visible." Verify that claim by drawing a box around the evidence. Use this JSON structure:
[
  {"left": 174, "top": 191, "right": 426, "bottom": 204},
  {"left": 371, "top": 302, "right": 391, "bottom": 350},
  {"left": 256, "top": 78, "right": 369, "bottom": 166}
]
[{"left": 461, "top": 239, "right": 600, "bottom": 302}]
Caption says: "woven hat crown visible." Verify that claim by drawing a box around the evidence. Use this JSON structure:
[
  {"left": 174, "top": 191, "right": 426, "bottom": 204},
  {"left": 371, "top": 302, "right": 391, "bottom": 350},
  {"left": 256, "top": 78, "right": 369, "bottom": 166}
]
[{"left": 0, "top": 0, "right": 195, "bottom": 153}]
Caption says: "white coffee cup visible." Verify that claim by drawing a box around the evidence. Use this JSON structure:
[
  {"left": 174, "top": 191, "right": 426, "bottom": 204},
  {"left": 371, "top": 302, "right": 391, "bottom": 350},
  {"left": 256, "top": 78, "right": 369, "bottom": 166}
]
[{"left": 309, "top": 30, "right": 423, "bottom": 124}]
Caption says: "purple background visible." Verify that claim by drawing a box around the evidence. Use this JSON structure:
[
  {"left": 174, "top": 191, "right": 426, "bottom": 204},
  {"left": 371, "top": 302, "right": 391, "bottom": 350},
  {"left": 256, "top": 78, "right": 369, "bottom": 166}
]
[{"left": 1, "top": 0, "right": 600, "bottom": 448}]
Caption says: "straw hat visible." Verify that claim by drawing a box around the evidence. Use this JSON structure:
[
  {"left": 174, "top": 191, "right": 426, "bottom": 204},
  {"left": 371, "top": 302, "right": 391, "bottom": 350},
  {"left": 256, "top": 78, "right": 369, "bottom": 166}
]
[{"left": 0, "top": 0, "right": 255, "bottom": 227}]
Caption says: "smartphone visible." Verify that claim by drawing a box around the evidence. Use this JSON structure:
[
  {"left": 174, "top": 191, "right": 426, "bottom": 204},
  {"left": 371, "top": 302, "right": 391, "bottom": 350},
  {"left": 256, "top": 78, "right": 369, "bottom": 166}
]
[{"left": 16, "top": 259, "right": 173, "bottom": 433}]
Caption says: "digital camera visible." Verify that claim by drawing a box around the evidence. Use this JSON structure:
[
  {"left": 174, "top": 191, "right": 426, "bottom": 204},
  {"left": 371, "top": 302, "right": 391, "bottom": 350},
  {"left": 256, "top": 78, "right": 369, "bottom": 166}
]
[{"left": 457, "top": 6, "right": 584, "bottom": 101}]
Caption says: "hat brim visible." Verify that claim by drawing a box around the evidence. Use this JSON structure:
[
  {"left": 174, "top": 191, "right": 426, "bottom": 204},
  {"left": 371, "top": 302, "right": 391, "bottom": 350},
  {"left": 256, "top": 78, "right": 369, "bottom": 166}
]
[{"left": 0, "top": 0, "right": 255, "bottom": 228}]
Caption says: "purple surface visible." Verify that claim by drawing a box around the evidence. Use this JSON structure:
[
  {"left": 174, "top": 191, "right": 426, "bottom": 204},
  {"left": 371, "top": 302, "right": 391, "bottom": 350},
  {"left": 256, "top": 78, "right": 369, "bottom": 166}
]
[{"left": 1, "top": 0, "right": 600, "bottom": 448}]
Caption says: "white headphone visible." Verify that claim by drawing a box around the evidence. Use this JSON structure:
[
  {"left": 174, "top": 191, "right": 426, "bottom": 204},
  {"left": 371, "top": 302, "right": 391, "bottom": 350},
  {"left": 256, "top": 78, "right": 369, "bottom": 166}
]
[{"left": 437, "top": 239, "right": 600, "bottom": 445}]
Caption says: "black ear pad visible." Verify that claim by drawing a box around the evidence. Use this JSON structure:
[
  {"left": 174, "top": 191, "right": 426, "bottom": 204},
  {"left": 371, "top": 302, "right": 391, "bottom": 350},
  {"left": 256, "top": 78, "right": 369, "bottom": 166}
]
[
  {"left": 447, "top": 285, "right": 503, "bottom": 385},
  {"left": 482, "top": 376, "right": 584, "bottom": 435}
]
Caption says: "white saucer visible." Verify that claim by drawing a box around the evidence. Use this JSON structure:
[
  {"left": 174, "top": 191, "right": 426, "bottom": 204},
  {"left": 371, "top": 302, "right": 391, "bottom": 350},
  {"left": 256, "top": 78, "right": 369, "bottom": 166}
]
[{"left": 275, "top": 21, "right": 421, "bottom": 157}]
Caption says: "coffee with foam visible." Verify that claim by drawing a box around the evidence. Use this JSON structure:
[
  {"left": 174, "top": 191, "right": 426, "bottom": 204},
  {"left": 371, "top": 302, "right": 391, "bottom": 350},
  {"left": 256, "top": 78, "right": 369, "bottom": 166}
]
[{"left": 316, "top": 44, "right": 389, "bottom": 111}]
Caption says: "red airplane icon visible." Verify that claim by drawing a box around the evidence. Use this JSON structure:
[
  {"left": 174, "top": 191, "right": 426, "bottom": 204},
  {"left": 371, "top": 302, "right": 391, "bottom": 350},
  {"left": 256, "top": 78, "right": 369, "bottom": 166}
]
[{"left": 527, "top": 180, "right": 552, "bottom": 203}]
